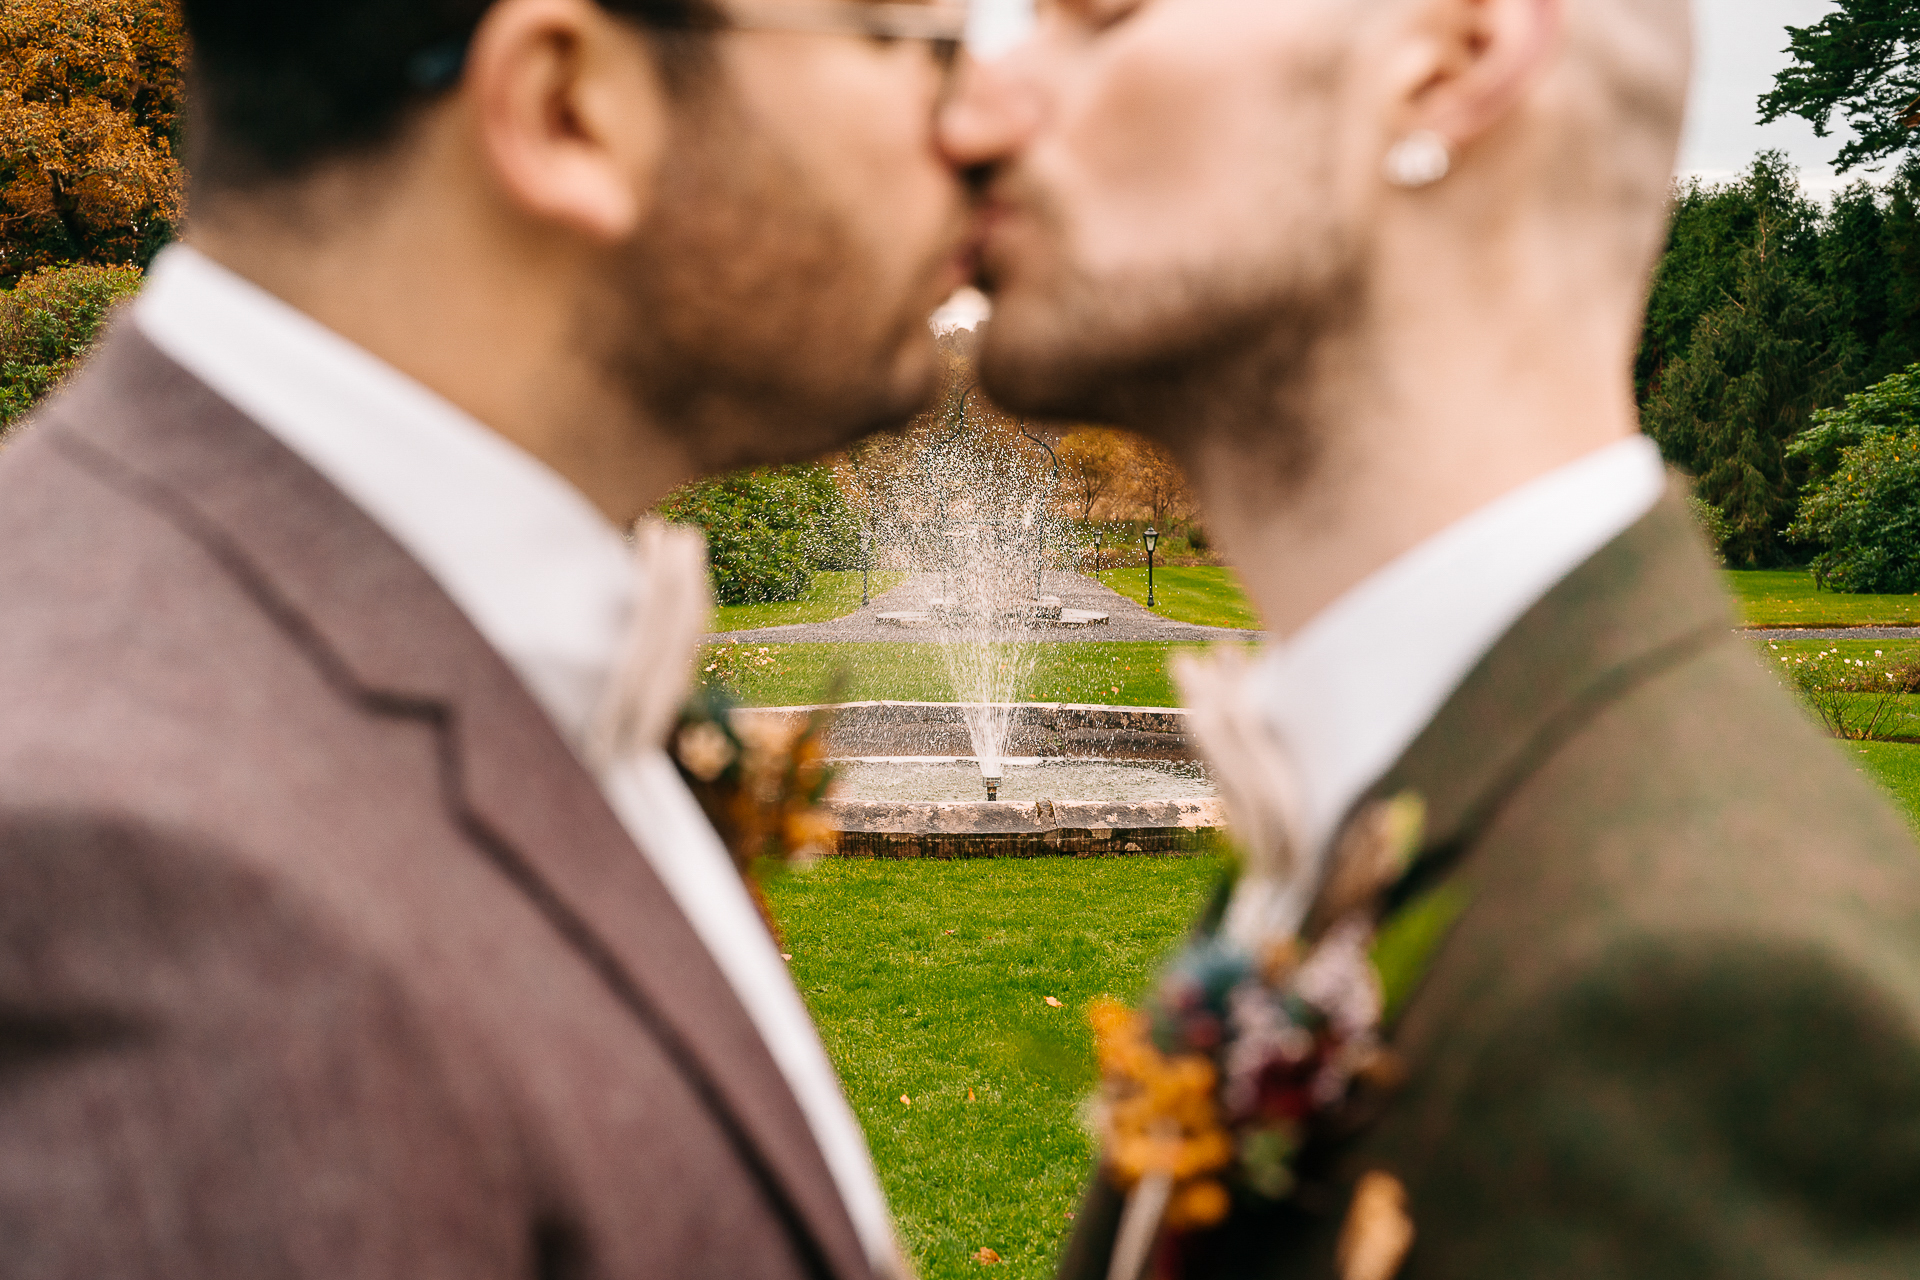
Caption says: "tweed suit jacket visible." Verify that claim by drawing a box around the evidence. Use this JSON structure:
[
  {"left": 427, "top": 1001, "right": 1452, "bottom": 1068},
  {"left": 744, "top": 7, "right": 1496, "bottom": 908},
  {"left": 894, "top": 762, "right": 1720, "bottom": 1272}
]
[
  {"left": 0, "top": 329, "right": 876, "bottom": 1280},
  {"left": 1061, "top": 491, "right": 1920, "bottom": 1279}
]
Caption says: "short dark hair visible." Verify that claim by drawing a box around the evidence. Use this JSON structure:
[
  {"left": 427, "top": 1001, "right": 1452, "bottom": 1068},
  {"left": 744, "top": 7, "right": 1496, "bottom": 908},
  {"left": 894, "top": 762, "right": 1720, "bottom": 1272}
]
[{"left": 182, "top": 0, "right": 711, "bottom": 190}]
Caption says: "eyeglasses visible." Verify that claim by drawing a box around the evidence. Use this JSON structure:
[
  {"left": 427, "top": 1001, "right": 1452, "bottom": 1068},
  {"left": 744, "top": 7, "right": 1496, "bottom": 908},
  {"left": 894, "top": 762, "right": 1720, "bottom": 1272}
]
[
  {"left": 406, "top": 1, "right": 969, "bottom": 93},
  {"left": 717, "top": 0, "right": 967, "bottom": 73}
]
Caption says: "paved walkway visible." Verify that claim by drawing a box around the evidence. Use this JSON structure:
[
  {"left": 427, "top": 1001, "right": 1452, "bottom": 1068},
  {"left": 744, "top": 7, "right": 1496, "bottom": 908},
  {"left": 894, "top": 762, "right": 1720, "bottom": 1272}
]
[
  {"left": 1740, "top": 627, "right": 1920, "bottom": 640},
  {"left": 707, "top": 571, "right": 1262, "bottom": 645}
]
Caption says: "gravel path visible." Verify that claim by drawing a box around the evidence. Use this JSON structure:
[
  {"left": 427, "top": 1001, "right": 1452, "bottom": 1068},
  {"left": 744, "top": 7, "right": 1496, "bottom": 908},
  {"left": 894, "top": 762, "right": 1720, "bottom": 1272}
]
[
  {"left": 706, "top": 571, "right": 1262, "bottom": 645},
  {"left": 1740, "top": 627, "right": 1920, "bottom": 641}
]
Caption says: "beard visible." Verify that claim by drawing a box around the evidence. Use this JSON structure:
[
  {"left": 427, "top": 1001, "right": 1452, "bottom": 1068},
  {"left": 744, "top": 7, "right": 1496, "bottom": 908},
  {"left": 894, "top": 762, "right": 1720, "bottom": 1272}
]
[
  {"left": 588, "top": 86, "right": 953, "bottom": 474},
  {"left": 974, "top": 175, "right": 1366, "bottom": 493}
]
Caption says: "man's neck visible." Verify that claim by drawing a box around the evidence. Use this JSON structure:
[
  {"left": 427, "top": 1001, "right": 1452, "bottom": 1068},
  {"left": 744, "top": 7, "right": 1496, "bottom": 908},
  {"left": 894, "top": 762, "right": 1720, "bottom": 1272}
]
[{"left": 1183, "top": 305, "right": 1643, "bottom": 639}]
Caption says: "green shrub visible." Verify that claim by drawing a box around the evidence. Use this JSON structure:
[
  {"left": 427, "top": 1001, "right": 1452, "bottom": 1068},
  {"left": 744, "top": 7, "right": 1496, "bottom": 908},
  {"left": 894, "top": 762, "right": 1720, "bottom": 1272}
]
[
  {"left": 1788, "top": 424, "right": 1920, "bottom": 593},
  {"left": 1686, "top": 494, "right": 1732, "bottom": 563},
  {"left": 1787, "top": 364, "right": 1920, "bottom": 485},
  {"left": 658, "top": 466, "right": 857, "bottom": 605},
  {"left": 1, "top": 263, "right": 143, "bottom": 432},
  {"left": 1771, "top": 644, "right": 1912, "bottom": 739}
]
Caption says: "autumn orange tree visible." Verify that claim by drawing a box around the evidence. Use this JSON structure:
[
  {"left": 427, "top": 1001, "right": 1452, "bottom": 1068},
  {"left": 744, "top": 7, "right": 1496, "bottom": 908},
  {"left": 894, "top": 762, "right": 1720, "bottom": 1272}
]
[{"left": 0, "top": 0, "right": 186, "bottom": 284}]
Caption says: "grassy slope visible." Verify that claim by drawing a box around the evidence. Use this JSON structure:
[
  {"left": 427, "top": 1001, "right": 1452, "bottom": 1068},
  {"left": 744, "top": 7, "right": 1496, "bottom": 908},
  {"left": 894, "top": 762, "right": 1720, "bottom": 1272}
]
[
  {"left": 702, "top": 640, "right": 1258, "bottom": 708},
  {"left": 766, "top": 856, "right": 1226, "bottom": 1280},
  {"left": 712, "top": 570, "right": 908, "bottom": 632},
  {"left": 1094, "top": 566, "right": 1261, "bottom": 630},
  {"left": 1725, "top": 568, "right": 1920, "bottom": 627}
]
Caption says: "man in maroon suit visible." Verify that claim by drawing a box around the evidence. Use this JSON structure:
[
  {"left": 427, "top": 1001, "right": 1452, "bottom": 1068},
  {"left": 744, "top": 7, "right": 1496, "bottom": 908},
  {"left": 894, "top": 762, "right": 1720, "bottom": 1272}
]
[{"left": 0, "top": 0, "right": 975, "bottom": 1275}]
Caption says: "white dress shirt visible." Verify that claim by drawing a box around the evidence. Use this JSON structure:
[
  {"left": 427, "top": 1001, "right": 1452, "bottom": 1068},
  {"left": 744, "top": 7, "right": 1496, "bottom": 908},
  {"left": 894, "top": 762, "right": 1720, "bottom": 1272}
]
[
  {"left": 1249, "top": 436, "right": 1668, "bottom": 858},
  {"left": 133, "top": 245, "right": 901, "bottom": 1274}
]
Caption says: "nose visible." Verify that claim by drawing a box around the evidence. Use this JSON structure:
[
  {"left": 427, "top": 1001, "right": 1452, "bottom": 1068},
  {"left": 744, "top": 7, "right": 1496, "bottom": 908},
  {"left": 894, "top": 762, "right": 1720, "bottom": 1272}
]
[{"left": 937, "top": 47, "right": 1045, "bottom": 176}]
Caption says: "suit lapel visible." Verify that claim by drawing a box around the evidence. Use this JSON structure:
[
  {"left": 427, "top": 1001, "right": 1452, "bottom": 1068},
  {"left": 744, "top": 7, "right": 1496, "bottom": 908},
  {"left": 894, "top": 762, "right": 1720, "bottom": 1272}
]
[
  {"left": 1368, "top": 484, "right": 1738, "bottom": 913},
  {"left": 40, "top": 328, "right": 872, "bottom": 1280}
]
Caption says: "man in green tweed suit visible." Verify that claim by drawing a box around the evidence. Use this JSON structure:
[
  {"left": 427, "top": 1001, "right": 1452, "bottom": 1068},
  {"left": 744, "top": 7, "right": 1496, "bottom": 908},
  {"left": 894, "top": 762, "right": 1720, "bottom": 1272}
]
[{"left": 938, "top": 0, "right": 1920, "bottom": 1274}]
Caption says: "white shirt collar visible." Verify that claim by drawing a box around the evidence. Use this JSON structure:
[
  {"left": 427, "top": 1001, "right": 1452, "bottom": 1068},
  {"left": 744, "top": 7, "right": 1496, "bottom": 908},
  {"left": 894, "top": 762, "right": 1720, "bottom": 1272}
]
[
  {"left": 1251, "top": 435, "right": 1667, "bottom": 856},
  {"left": 132, "top": 244, "right": 634, "bottom": 752}
]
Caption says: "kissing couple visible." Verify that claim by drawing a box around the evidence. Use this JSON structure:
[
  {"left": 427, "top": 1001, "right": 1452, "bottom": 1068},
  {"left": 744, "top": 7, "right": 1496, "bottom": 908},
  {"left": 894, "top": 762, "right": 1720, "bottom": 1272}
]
[{"left": 3, "top": 0, "right": 1918, "bottom": 1278}]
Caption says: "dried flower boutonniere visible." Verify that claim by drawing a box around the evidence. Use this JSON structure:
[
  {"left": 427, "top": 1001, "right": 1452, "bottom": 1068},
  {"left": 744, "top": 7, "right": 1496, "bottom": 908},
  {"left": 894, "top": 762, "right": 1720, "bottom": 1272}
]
[
  {"left": 669, "top": 684, "right": 839, "bottom": 937},
  {"left": 1091, "top": 792, "right": 1431, "bottom": 1280}
]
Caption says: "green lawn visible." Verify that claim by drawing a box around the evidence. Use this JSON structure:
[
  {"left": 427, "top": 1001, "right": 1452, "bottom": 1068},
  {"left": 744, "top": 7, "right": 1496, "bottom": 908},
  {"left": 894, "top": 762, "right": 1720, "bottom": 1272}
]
[
  {"left": 766, "top": 855, "right": 1226, "bottom": 1280},
  {"left": 1851, "top": 742, "right": 1920, "bottom": 829},
  {"left": 726, "top": 567, "right": 1920, "bottom": 632},
  {"left": 1725, "top": 568, "right": 1920, "bottom": 628},
  {"left": 1095, "top": 566, "right": 1260, "bottom": 630},
  {"left": 702, "top": 640, "right": 1257, "bottom": 708},
  {"left": 713, "top": 570, "right": 907, "bottom": 632}
]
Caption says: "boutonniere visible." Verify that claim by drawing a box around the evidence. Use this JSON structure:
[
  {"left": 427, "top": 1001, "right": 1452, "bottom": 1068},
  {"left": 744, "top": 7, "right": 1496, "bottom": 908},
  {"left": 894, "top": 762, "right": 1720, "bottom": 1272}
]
[
  {"left": 670, "top": 685, "right": 839, "bottom": 933},
  {"left": 1091, "top": 792, "right": 1443, "bottom": 1280}
]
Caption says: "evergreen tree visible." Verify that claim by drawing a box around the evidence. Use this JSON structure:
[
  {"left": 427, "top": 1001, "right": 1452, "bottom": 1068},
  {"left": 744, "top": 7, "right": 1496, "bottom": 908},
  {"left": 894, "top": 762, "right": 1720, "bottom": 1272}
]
[
  {"left": 1644, "top": 207, "right": 1855, "bottom": 566},
  {"left": 1637, "top": 153, "right": 1824, "bottom": 404},
  {"left": 1760, "top": 0, "right": 1920, "bottom": 174}
]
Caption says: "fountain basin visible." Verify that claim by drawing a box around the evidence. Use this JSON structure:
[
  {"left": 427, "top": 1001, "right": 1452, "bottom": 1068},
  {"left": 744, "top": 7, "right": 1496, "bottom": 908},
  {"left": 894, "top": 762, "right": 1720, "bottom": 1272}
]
[{"left": 733, "top": 702, "right": 1223, "bottom": 858}]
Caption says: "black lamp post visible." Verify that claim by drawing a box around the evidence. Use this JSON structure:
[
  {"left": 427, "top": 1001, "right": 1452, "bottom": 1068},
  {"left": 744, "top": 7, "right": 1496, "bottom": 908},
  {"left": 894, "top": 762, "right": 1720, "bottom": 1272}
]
[
  {"left": 1093, "top": 530, "right": 1104, "bottom": 573},
  {"left": 1143, "top": 526, "right": 1159, "bottom": 607},
  {"left": 860, "top": 524, "right": 872, "bottom": 606}
]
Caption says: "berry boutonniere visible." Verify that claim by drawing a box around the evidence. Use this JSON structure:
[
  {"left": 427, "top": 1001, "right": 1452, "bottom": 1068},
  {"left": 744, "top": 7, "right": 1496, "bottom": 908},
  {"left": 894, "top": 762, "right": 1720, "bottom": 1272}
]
[
  {"left": 1092, "top": 793, "right": 1438, "bottom": 1280},
  {"left": 670, "top": 686, "right": 839, "bottom": 930}
]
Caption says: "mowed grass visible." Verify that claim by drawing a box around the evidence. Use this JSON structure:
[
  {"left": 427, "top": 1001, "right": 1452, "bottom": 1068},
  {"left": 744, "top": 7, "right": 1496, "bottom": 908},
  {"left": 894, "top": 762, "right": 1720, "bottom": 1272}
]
[
  {"left": 1848, "top": 742, "right": 1920, "bottom": 829},
  {"left": 701, "top": 640, "right": 1257, "bottom": 708},
  {"left": 1095, "top": 566, "right": 1261, "bottom": 630},
  {"left": 766, "top": 855, "right": 1226, "bottom": 1280},
  {"left": 1726, "top": 568, "right": 1920, "bottom": 628},
  {"left": 713, "top": 570, "right": 908, "bottom": 632}
]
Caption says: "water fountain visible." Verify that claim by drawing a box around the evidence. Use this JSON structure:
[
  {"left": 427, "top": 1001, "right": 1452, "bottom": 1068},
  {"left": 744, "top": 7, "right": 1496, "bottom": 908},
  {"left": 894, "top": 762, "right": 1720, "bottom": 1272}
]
[
  {"left": 841, "top": 383, "right": 1104, "bottom": 801},
  {"left": 791, "top": 375, "right": 1221, "bottom": 856}
]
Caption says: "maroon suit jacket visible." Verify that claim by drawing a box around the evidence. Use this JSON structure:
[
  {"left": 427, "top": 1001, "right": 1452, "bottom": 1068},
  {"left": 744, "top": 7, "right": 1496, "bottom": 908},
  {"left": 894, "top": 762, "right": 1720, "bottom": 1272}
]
[{"left": 0, "top": 329, "right": 874, "bottom": 1280}]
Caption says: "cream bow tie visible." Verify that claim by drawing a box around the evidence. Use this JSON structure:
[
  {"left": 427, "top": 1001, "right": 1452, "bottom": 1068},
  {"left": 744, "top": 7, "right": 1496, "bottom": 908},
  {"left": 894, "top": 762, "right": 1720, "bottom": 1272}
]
[
  {"left": 586, "top": 520, "right": 714, "bottom": 772},
  {"left": 1170, "top": 646, "right": 1325, "bottom": 947}
]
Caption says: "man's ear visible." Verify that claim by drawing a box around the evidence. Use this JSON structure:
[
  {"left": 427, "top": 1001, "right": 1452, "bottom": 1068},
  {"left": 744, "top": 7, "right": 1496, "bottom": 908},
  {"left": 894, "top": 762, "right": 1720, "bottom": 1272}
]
[
  {"left": 1392, "top": 0, "right": 1562, "bottom": 152},
  {"left": 464, "top": 0, "right": 671, "bottom": 242}
]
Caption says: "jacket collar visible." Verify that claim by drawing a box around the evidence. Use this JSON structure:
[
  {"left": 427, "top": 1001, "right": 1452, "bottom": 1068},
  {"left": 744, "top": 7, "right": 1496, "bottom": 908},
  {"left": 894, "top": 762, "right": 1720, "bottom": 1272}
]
[
  {"left": 1368, "top": 485, "right": 1737, "bottom": 911},
  {"left": 40, "top": 327, "right": 874, "bottom": 1280}
]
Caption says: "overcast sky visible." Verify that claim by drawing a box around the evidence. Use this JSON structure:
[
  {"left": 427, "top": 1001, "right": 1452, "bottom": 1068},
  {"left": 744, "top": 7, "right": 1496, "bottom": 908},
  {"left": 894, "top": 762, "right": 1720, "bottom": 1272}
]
[{"left": 1681, "top": 0, "right": 1860, "bottom": 195}]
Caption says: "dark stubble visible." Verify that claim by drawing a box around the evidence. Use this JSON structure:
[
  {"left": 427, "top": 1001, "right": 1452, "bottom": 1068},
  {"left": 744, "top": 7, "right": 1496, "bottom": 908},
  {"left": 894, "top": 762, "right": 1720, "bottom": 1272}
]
[
  {"left": 975, "top": 171, "right": 1367, "bottom": 500},
  {"left": 591, "top": 79, "right": 943, "bottom": 473}
]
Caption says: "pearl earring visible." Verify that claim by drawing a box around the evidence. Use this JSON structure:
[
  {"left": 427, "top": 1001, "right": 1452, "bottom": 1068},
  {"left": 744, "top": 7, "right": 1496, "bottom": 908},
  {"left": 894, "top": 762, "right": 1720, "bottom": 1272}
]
[{"left": 1383, "top": 130, "right": 1452, "bottom": 189}]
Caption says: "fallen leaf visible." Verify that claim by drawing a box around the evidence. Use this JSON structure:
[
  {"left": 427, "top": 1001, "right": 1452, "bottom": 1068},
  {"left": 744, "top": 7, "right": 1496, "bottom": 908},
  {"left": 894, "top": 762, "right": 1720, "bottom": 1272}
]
[
  {"left": 972, "top": 1247, "right": 1001, "bottom": 1265},
  {"left": 967, "top": 1087, "right": 976, "bottom": 1103},
  {"left": 944, "top": 929, "right": 957, "bottom": 935},
  {"left": 1044, "top": 996, "right": 1064, "bottom": 1008},
  {"left": 900, "top": 1094, "right": 912, "bottom": 1106},
  {"left": 1065, "top": 1210, "right": 1076, "bottom": 1220},
  {"left": 780, "top": 953, "right": 793, "bottom": 961}
]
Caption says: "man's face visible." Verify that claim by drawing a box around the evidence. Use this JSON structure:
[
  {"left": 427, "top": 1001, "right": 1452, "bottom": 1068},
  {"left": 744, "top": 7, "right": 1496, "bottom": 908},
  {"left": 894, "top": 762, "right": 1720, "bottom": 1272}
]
[
  {"left": 943, "top": 0, "right": 1375, "bottom": 424},
  {"left": 604, "top": 15, "right": 974, "bottom": 471}
]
